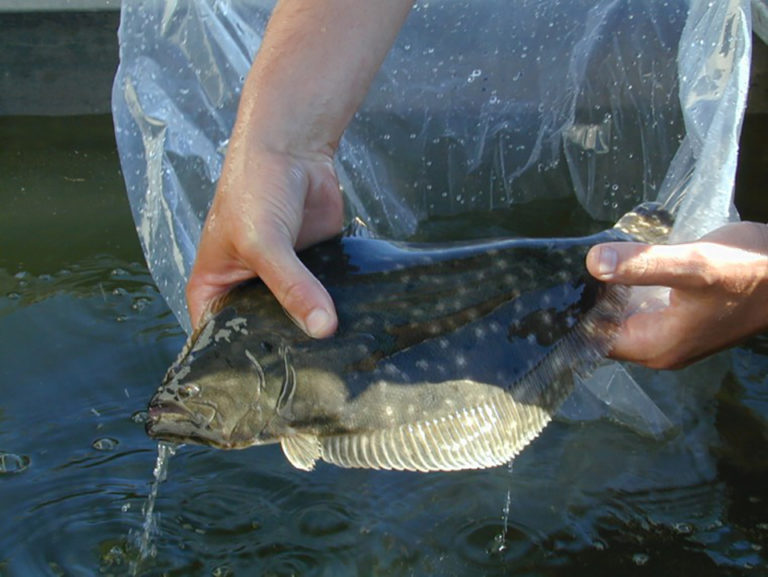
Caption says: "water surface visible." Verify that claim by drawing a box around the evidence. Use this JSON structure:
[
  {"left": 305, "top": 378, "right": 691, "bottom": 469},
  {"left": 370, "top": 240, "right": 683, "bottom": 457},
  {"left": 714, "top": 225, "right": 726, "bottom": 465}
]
[{"left": 0, "top": 115, "right": 766, "bottom": 576}]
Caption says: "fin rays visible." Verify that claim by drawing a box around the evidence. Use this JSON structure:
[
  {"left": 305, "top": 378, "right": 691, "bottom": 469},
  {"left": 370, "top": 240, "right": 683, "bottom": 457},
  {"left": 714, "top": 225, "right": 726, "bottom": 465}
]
[
  {"left": 311, "top": 283, "right": 629, "bottom": 472},
  {"left": 320, "top": 393, "right": 552, "bottom": 471}
]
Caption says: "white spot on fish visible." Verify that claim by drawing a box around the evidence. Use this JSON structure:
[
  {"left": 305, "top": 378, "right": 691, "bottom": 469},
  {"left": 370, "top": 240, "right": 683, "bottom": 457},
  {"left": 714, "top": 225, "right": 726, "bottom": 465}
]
[
  {"left": 214, "top": 328, "right": 232, "bottom": 343},
  {"left": 383, "top": 363, "right": 399, "bottom": 376},
  {"left": 225, "top": 317, "right": 248, "bottom": 334},
  {"left": 169, "top": 365, "right": 191, "bottom": 386}
]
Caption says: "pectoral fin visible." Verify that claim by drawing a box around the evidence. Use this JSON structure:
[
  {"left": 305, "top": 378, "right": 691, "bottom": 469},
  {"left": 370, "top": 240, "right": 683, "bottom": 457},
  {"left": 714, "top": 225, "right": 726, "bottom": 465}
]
[{"left": 281, "top": 434, "right": 322, "bottom": 470}]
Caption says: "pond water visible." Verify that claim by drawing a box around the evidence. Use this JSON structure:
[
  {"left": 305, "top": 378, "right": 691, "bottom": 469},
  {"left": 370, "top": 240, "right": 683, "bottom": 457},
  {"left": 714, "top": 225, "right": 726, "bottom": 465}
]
[{"left": 1, "top": 115, "right": 767, "bottom": 576}]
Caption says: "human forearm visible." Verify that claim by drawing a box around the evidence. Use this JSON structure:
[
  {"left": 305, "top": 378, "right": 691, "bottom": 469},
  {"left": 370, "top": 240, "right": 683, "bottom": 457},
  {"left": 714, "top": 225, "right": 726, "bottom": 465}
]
[
  {"left": 188, "top": 0, "right": 413, "bottom": 333},
  {"left": 236, "top": 0, "right": 414, "bottom": 156}
]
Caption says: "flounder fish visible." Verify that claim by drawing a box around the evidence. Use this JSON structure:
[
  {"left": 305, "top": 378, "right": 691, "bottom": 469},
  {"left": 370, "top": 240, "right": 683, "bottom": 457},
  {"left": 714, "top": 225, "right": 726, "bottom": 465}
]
[{"left": 146, "top": 203, "right": 672, "bottom": 472}]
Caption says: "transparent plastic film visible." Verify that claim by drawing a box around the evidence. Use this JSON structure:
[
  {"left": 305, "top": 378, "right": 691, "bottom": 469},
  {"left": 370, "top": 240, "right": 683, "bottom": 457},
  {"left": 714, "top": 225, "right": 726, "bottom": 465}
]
[{"left": 112, "top": 0, "right": 752, "bottom": 435}]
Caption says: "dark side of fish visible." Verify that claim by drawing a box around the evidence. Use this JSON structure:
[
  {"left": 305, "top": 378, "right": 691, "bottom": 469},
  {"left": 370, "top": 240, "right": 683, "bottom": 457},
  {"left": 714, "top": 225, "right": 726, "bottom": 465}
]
[{"left": 146, "top": 203, "right": 672, "bottom": 472}]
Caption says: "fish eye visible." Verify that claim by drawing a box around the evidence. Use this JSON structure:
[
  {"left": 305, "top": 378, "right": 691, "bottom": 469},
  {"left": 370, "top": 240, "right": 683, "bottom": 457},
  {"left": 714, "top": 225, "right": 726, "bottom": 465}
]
[
  {"left": 261, "top": 341, "right": 274, "bottom": 353},
  {"left": 177, "top": 383, "right": 200, "bottom": 399}
]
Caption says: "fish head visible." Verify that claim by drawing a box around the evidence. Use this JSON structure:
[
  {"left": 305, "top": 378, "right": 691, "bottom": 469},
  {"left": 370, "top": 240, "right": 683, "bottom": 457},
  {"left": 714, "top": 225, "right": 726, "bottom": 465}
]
[{"left": 145, "top": 308, "right": 293, "bottom": 449}]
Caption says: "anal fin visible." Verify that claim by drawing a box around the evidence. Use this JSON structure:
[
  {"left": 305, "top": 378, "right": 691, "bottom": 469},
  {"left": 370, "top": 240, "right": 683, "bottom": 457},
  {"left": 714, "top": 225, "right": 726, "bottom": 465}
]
[{"left": 281, "top": 434, "right": 322, "bottom": 470}]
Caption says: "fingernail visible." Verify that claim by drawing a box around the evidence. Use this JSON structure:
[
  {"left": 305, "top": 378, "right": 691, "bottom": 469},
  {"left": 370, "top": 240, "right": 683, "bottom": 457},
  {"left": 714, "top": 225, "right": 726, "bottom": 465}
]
[
  {"left": 305, "top": 308, "right": 333, "bottom": 338},
  {"left": 596, "top": 246, "right": 618, "bottom": 278}
]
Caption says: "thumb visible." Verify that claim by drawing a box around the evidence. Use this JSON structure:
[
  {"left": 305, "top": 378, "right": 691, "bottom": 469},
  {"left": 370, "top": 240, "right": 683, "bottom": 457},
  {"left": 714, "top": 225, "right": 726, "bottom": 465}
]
[
  {"left": 252, "top": 240, "right": 338, "bottom": 338},
  {"left": 186, "top": 231, "right": 338, "bottom": 338},
  {"left": 586, "top": 242, "right": 712, "bottom": 289}
]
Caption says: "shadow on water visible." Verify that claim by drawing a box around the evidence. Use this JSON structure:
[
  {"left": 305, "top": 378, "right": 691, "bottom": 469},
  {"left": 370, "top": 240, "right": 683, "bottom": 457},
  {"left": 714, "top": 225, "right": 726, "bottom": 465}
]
[{"left": 0, "top": 115, "right": 766, "bottom": 576}]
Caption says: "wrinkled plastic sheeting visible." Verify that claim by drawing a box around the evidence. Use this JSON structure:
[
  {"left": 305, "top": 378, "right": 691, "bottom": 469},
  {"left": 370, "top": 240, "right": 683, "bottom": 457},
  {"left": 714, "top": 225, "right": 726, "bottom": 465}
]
[
  {"left": 112, "top": 1, "right": 751, "bottom": 434},
  {"left": 113, "top": 0, "right": 751, "bottom": 334}
]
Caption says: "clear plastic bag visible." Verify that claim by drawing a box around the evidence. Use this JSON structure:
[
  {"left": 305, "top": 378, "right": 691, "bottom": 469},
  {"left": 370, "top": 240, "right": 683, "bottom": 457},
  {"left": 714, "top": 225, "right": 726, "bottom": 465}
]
[
  {"left": 112, "top": 0, "right": 751, "bottom": 333},
  {"left": 112, "top": 0, "right": 752, "bottom": 432}
]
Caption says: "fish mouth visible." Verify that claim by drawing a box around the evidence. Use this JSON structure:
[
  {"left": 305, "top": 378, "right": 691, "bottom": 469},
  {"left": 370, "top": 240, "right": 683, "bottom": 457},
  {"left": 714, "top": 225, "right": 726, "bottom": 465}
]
[
  {"left": 145, "top": 399, "right": 232, "bottom": 448},
  {"left": 145, "top": 400, "right": 195, "bottom": 438}
]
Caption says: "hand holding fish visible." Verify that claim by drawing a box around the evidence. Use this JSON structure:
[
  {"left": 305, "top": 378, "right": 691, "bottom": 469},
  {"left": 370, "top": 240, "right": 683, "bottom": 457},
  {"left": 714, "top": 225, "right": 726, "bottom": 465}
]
[
  {"left": 186, "top": 0, "right": 414, "bottom": 334},
  {"left": 588, "top": 221, "right": 768, "bottom": 369},
  {"left": 186, "top": 146, "right": 343, "bottom": 336}
]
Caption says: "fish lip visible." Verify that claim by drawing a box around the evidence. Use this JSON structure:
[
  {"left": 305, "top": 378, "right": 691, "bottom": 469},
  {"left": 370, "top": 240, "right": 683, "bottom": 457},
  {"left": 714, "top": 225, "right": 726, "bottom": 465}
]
[
  {"left": 145, "top": 400, "right": 193, "bottom": 435},
  {"left": 147, "top": 401, "right": 189, "bottom": 421}
]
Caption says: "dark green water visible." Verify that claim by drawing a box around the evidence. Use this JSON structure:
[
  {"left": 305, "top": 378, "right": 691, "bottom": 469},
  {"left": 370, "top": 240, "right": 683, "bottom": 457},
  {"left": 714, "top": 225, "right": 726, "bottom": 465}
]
[{"left": 1, "top": 115, "right": 767, "bottom": 576}]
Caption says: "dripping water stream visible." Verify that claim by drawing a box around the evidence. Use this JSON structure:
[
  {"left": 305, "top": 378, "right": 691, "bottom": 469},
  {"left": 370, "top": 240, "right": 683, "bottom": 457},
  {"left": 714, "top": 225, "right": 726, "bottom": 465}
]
[
  {"left": 130, "top": 441, "right": 177, "bottom": 575},
  {"left": 492, "top": 463, "right": 514, "bottom": 554}
]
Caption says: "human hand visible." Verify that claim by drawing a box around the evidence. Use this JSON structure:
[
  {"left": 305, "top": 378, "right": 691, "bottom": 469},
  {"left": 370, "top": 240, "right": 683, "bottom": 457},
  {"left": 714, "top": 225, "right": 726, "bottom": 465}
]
[
  {"left": 185, "top": 0, "right": 414, "bottom": 336},
  {"left": 587, "top": 221, "right": 768, "bottom": 369},
  {"left": 186, "top": 143, "right": 343, "bottom": 337}
]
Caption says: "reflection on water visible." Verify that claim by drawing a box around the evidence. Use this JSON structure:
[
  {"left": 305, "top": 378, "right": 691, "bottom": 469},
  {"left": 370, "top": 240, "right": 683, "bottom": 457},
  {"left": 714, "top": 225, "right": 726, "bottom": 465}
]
[{"left": 0, "top": 115, "right": 766, "bottom": 576}]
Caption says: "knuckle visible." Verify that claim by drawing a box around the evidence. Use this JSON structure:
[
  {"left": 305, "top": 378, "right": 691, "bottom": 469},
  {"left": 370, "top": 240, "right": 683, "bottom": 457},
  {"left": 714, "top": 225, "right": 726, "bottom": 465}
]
[{"left": 683, "top": 247, "right": 719, "bottom": 288}]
